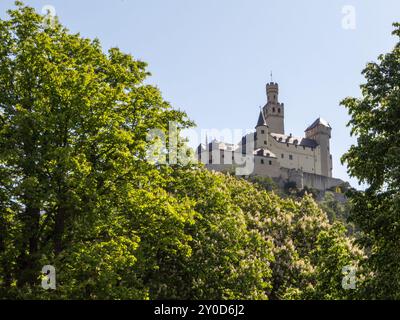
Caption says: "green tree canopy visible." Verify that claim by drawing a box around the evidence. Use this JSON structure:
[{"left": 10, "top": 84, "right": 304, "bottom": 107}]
[
  {"left": 341, "top": 23, "right": 400, "bottom": 299},
  {"left": 0, "top": 2, "right": 194, "bottom": 298}
]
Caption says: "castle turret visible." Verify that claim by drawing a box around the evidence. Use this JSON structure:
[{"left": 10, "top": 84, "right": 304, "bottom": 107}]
[
  {"left": 263, "top": 82, "right": 285, "bottom": 134},
  {"left": 255, "top": 111, "right": 269, "bottom": 149},
  {"left": 305, "top": 118, "right": 332, "bottom": 177}
]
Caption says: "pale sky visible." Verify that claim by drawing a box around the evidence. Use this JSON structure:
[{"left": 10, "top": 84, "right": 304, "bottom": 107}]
[{"left": 1, "top": 0, "right": 400, "bottom": 188}]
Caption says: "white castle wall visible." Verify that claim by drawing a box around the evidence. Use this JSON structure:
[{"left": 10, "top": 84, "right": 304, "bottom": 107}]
[{"left": 267, "top": 137, "right": 322, "bottom": 175}]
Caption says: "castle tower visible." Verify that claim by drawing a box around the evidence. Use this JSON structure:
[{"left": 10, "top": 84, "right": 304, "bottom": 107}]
[
  {"left": 263, "top": 82, "right": 285, "bottom": 134},
  {"left": 305, "top": 118, "right": 332, "bottom": 177},
  {"left": 255, "top": 111, "right": 269, "bottom": 149}
]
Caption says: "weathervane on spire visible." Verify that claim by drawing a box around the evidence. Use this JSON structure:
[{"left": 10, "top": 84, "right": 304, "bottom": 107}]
[{"left": 270, "top": 71, "right": 273, "bottom": 83}]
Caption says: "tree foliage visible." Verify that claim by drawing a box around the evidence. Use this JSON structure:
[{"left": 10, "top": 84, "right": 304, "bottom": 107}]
[{"left": 341, "top": 23, "right": 400, "bottom": 299}]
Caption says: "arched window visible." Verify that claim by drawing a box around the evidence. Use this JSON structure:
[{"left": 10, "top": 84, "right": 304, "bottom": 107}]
[{"left": 273, "top": 107, "right": 276, "bottom": 112}]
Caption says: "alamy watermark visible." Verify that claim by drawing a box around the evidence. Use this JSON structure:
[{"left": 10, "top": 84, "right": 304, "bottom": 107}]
[
  {"left": 341, "top": 5, "right": 356, "bottom": 30},
  {"left": 41, "top": 5, "right": 57, "bottom": 29},
  {"left": 41, "top": 265, "right": 56, "bottom": 290},
  {"left": 146, "top": 122, "right": 255, "bottom": 176},
  {"left": 342, "top": 265, "right": 357, "bottom": 290}
]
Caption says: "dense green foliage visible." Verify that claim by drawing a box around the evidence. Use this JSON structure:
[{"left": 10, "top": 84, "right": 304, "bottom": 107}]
[
  {"left": 341, "top": 23, "right": 400, "bottom": 299},
  {"left": 319, "top": 192, "right": 357, "bottom": 235},
  {"left": 0, "top": 3, "right": 363, "bottom": 299}
]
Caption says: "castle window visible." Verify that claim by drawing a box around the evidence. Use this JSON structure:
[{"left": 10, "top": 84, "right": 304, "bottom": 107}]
[
  {"left": 261, "top": 130, "right": 265, "bottom": 134},
  {"left": 303, "top": 146, "right": 306, "bottom": 150},
  {"left": 264, "top": 140, "right": 267, "bottom": 145},
  {"left": 261, "top": 159, "right": 264, "bottom": 164},
  {"left": 289, "top": 155, "right": 293, "bottom": 160},
  {"left": 287, "top": 143, "right": 289, "bottom": 147},
  {"left": 273, "top": 107, "right": 276, "bottom": 112},
  {"left": 281, "top": 154, "right": 284, "bottom": 159},
  {"left": 278, "top": 108, "right": 281, "bottom": 113},
  {"left": 269, "top": 160, "right": 272, "bottom": 165}
]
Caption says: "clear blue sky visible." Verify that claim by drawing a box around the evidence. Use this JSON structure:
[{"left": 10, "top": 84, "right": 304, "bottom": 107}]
[{"left": 1, "top": 0, "right": 400, "bottom": 188}]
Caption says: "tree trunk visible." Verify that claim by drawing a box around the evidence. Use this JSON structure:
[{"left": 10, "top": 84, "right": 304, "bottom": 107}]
[{"left": 17, "top": 205, "right": 40, "bottom": 287}]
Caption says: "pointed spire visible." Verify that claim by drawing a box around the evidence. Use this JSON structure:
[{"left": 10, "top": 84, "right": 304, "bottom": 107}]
[{"left": 256, "top": 110, "right": 267, "bottom": 128}]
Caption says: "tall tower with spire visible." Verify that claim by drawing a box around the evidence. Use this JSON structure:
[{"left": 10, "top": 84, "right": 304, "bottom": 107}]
[
  {"left": 255, "top": 110, "right": 269, "bottom": 149},
  {"left": 262, "top": 82, "right": 285, "bottom": 134}
]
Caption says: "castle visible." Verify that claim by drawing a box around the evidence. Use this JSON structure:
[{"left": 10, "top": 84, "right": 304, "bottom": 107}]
[{"left": 196, "top": 81, "right": 344, "bottom": 191}]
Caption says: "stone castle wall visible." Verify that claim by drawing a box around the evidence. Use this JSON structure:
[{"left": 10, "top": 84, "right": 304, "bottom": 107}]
[{"left": 277, "top": 167, "right": 344, "bottom": 190}]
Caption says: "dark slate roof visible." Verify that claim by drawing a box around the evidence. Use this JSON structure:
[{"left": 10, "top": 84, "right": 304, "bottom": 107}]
[
  {"left": 305, "top": 117, "right": 331, "bottom": 132},
  {"left": 270, "top": 133, "right": 318, "bottom": 148},
  {"left": 255, "top": 111, "right": 267, "bottom": 128}
]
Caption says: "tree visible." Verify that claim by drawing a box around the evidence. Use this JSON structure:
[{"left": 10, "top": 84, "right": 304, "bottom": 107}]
[
  {"left": 341, "top": 23, "right": 400, "bottom": 299},
  {"left": 0, "top": 2, "right": 194, "bottom": 299},
  {"left": 319, "top": 192, "right": 356, "bottom": 235},
  {"left": 197, "top": 173, "right": 362, "bottom": 300},
  {"left": 302, "top": 223, "right": 364, "bottom": 300},
  {"left": 161, "top": 169, "right": 274, "bottom": 300}
]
